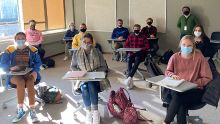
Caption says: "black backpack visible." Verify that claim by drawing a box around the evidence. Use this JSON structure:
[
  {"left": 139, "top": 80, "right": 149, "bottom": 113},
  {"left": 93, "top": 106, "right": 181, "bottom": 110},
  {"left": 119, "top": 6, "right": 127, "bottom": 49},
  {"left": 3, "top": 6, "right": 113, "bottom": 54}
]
[
  {"left": 43, "top": 58, "right": 55, "bottom": 68},
  {"left": 159, "top": 49, "right": 174, "bottom": 64}
]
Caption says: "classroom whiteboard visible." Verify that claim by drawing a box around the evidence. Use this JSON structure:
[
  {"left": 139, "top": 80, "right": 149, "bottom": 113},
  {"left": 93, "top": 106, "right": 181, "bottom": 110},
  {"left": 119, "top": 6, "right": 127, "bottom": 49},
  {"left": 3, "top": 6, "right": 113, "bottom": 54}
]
[
  {"left": 85, "top": 0, "right": 116, "bottom": 32},
  {"left": 129, "top": 0, "right": 166, "bottom": 33}
]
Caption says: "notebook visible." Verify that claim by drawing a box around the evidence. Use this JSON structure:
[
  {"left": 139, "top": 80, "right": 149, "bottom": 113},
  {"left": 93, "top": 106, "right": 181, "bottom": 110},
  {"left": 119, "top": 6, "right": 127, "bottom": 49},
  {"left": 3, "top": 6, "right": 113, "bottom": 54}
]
[
  {"left": 63, "top": 71, "right": 87, "bottom": 79},
  {"left": 158, "top": 77, "right": 185, "bottom": 87}
]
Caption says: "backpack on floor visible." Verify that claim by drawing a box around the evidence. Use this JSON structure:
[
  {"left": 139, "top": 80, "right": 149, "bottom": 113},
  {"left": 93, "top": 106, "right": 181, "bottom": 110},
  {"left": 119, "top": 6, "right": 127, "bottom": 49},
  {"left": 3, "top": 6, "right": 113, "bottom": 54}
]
[
  {"left": 43, "top": 58, "right": 55, "bottom": 68},
  {"left": 158, "top": 49, "right": 174, "bottom": 64},
  {"left": 35, "top": 83, "right": 62, "bottom": 104}
]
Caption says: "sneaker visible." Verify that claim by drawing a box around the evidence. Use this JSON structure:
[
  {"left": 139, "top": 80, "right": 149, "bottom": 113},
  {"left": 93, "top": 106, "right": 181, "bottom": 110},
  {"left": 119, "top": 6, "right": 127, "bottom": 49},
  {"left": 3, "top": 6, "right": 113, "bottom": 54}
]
[
  {"left": 30, "top": 109, "right": 39, "bottom": 123},
  {"left": 86, "top": 111, "right": 93, "bottom": 124},
  {"left": 63, "top": 56, "right": 68, "bottom": 61},
  {"left": 12, "top": 108, "right": 26, "bottom": 123},
  {"left": 92, "top": 110, "right": 100, "bottom": 124},
  {"left": 123, "top": 77, "right": 134, "bottom": 89}
]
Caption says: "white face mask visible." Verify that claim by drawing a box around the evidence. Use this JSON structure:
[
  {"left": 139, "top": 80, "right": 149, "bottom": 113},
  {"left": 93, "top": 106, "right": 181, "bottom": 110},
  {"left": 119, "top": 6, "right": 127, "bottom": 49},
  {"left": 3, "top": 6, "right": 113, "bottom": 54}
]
[
  {"left": 81, "top": 42, "right": 92, "bottom": 50},
  {"left": 15, "top": 40, "right": 26, "bottom": 49},
  {"left": 194, "top": 31, "right": 202, "bottom": 37}
]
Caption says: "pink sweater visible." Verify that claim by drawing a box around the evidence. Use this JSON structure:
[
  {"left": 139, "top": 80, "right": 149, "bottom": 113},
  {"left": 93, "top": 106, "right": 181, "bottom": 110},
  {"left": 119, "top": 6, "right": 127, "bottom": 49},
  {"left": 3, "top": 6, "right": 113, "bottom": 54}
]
[
  {"left": 25, "top": 28, "right": 43, "bottom": 46},
  {"left": 165, "top": 52, "right": 213, "bottom": 88}
]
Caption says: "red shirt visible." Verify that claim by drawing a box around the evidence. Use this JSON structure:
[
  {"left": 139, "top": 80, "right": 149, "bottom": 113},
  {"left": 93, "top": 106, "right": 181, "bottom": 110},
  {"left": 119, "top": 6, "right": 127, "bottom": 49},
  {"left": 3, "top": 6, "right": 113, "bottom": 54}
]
[{"left": 124, "top": 33, "right": 149, "bottom": 55}]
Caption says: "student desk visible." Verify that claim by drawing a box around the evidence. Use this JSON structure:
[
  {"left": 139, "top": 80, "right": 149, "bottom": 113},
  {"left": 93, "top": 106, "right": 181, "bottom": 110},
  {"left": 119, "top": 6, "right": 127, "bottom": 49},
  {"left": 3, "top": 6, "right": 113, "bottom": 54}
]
[
  {"left": 145, "top": 75, "right": 198, "bottom": 93},
  {"left": 62, "top": 71, "right": 106, "bottom": 118},
  {"left": 107, "top": 39, "right": 126, "bottom": 60},
  {"left": 116, "top": 48, "right": 142, "bottom": 62},
  {"left": 146, "top": 75, "right": 198, "bottom": 101}
]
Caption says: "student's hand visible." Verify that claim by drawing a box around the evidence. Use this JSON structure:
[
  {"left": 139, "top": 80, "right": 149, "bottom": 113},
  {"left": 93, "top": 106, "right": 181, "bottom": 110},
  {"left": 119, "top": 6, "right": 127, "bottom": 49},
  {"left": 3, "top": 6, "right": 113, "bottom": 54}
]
[
  {"left": 150, "top": 35, "right": 155, "bottom": 38},
  {"left": 10, "top": 66, "right": 20, "bottom": 71},
  {"left": 171, "top": 75, "right": 180, "bottom": 80},
  {"left": 118, "top": 36, "right": 123, "bottom": 40}
]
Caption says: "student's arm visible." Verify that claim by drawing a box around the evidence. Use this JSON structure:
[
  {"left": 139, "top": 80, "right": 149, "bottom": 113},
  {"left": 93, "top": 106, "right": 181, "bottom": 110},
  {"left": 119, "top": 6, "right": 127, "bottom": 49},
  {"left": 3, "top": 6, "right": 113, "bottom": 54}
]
[
  {"left": 0, "top": 52, "right": 11, "bottom": 71},
  {"left": 165, "top": 55, "right": 175, "bottom": 77},
  {"left": 195, "top": 57, "right": 213, "bottom": 88},
  {"left": 72, "top": 35, "right": 79, "bottom": 48},
  {"left": 70, "top": 51, "right": 80, "bottom": 71},
  {"left": 194, "top": 16, "right": 199, "bottom": 25},
  {"left": 94, "top": 50, "right": 108, "bottom": 72},
  {"left": 111, "top": 28, "right": 117, "bottom": 39},
  {"left": 123, "top": 28, "right": 129, "bottom": 39},
  {"left": 177, "top": 17, "right": 181, "bottom": 29},
  {"left": 32, "top": 52, "right": 42, "bottom": 72},
  {"left": 37, "top": 31, "right": 43, "bottom": 45},
  {"left": 123, "top": 36, "right": 130, "bottom": 48}
]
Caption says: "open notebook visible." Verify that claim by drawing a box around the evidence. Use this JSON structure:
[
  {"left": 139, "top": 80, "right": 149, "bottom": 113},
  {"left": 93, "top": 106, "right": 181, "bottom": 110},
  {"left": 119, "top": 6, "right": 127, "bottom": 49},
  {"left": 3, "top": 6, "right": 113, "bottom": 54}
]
[{"left": 158, "top": 77, "right": 185, "bottom": 87}]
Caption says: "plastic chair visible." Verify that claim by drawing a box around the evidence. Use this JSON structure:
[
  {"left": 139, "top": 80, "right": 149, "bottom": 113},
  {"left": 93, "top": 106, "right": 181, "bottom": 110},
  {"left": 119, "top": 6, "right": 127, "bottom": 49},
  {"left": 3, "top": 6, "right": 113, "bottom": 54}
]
[{"left": 1, "top": 78, "right": 44, "bottom": 109}]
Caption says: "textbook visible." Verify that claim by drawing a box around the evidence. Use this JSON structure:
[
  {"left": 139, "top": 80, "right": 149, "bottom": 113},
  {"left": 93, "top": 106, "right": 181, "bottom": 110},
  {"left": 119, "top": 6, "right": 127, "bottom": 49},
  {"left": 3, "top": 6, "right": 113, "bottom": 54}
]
[{"left": 158, "top": 77, "right": 185, "bottom": 87}]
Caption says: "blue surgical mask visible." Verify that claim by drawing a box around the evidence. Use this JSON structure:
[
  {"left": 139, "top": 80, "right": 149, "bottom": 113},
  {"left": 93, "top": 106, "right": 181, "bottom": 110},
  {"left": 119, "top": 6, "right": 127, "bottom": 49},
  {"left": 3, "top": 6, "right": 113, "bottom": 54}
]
[
  {"left": 181, "top": 46, "right": 193, "bottom": 55},
  {"left": 16, "top": 40, "right": 26, "bottom": 48}
]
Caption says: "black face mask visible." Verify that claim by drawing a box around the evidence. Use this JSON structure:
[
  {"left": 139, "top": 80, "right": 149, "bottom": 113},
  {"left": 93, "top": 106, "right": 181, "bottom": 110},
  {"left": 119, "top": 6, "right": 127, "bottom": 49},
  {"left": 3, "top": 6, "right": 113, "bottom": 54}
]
[
  {"left": 147, "top": 22, "right": 152, "bottom": 25},
  {"left": 183, "top": 11, "right": 190, "bottom": 16},
  {"left": 80, "top": 28, "right": 87, "bottom": 32},
  {"left": 134, "top": 30, "right": 140, "bottom": 34}
]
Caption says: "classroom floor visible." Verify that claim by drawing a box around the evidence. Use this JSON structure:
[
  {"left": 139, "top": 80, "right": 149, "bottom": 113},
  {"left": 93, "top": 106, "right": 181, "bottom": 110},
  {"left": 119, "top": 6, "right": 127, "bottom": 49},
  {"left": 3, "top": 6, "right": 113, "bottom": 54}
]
[{"left": 0, "top": 54, "right": 220, "bottom": 124}]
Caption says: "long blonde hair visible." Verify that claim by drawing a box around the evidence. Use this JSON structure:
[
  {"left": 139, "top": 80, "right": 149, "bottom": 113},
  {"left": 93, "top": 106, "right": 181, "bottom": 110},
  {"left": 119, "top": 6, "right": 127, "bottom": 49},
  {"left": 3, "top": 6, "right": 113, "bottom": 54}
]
[{"left": 179, "top": 35, "right": 199, "bottom": 60}]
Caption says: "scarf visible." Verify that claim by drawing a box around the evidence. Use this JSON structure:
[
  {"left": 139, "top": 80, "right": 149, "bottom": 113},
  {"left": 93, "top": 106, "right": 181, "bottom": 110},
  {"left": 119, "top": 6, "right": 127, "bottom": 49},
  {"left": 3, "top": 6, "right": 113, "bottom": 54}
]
[{"left": 77, "top": 47, "right": 101, "bottom": 72}]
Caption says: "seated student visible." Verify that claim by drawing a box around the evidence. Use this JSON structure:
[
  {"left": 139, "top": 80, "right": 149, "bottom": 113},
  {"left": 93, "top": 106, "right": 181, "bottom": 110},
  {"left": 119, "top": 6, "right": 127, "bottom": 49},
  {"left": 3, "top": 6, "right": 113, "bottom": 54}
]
[
  {"left": 111, "top": 19, "right": 129, "bottom": 60},
  {"left": 70, "top": 33, "right": 110, "bottom": 124},
  {"left": 63, "top": 22, "right": 78, "bottom": 61},
  {"left": 25, "top": 20, "right": 45, "bottom": 61},
  {"left": 123, "top": 24, "right": 149, "bottom": 89},
  {"left": 163, "top": 35, "right": 213, "bottom": 124},
  {"left": 192, "top": 24, "right": 211, "bottom": 57},
  {"left": 141, "top": 18, "right": 157, "bottom": 38},
  {"left": 72, "top": 23, "right": 96, "bottom": 49},
  {"left": 0, "top": 32, "right": 41, "bottom": 123},
  {"left": 141, "top": 18, "right": 159, "bottom": 56}
]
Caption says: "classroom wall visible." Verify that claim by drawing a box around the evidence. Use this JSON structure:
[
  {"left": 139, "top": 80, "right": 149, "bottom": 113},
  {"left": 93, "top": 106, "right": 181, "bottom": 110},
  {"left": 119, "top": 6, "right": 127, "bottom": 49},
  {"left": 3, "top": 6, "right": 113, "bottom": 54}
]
[{"left": 72, "top": 0, "right": 220, "bottom": 54}]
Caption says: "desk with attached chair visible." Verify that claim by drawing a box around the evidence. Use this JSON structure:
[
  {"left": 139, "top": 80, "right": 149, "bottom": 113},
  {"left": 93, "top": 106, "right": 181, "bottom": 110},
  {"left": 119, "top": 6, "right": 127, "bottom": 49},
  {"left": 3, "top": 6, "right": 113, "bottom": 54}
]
[{"left": 62, "top": 71, "right": 106, "bottom": 119}]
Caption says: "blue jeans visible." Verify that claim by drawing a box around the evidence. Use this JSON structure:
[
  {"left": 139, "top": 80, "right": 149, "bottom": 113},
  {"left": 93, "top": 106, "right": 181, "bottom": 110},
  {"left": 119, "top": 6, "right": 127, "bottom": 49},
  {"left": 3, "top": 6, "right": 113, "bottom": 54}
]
[{"left": 80, "top": 81, "right": 99, "bottom": 110}]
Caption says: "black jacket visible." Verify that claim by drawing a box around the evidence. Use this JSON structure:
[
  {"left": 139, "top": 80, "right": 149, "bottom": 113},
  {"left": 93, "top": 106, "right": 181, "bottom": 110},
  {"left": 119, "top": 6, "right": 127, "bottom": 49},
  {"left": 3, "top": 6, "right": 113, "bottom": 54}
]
[{"left": 202, "top": 59, "right": 220, "bottom": 107}]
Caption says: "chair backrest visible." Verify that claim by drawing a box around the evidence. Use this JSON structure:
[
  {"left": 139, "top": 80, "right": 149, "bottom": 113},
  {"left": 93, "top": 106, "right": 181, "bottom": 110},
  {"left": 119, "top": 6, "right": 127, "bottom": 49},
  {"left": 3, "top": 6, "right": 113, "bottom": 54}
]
[
  {"left": 187, "top": 102, "right": 206, "bottom": 110},
  {"left": 211, "top": 32, "right": 220, "bottom": 41}
]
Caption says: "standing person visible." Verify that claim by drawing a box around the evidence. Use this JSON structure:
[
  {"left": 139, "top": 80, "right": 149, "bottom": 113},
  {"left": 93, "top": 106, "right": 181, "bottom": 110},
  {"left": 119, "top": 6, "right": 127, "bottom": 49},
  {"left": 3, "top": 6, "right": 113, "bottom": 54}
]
[
  {"left": 25, "top": 20, "right": 45, "bottom": 61},
  {"left": 141, "top": 18, "right": 157, "bottom": 38},
  {"left": 111, "top": 19, "right": 129, "bottom": 61},
  {"left": 71, "top": 33, "right": 110, "bottom": 124},
  {"left": 123, "top": 24, "right": 149, "bottom": 89},
  {"left": 163, "top": 35, "right": 212, "bottom": 124},
  {"left": 63, "top": 22, "right": 78, "bottom": 60},
  {"left": 177, "top": 6, "right": 199, "bottom": 38},
  {"left": 192, "top": 24, "right": 211, "bottom": 57},
  {"left": 72, "top": 23, "right": 96, "bottom": 49},
  {"left": 0, "top": 32, "right": 42, "bottom": 123}
]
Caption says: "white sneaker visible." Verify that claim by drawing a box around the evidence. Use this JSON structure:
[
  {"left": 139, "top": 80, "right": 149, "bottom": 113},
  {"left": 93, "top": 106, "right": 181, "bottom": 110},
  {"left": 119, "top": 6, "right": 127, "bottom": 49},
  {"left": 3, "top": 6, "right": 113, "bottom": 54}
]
[
  {"left": 93, "top": 110, "right": 100, "bottom": 124},
  {"left": 86, "top": 111, "right": 93, "bottom": 124},
  {"left": 63, "top": 56, "right": 68, "bottom": 61},
  {"left": 123, "top": 77, "right": 134, "bottom": 89}
]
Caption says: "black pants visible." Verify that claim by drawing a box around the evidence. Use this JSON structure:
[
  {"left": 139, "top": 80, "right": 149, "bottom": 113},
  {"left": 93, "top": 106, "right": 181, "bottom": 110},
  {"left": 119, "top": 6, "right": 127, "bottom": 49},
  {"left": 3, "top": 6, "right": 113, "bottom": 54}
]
[
  {"left": 164, "top": 89, "right": 205, "bottom": 124},
  {"left": 34, "top": 44, "right": 45, "bottom": 61},
  {"left": 127, "top": 52, "right": 145, "bottom": 77}
]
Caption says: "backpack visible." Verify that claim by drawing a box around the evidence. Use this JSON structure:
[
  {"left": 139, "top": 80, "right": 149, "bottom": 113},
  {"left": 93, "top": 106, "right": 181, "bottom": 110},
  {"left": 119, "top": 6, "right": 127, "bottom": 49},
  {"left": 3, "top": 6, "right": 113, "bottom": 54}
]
[
  {"left": 107, "top": 88, "right": 153, "bottom": 124},
  {"left": 159, "top": 49, "right": 174, "bottom": 64},
  {"left": 43, "top": 58, "right": 55, "bottom": 68},
  {"left": 35, "top": 83, "right": 62, "bottom": 104},
  {"left": 107, "top": 88, "right": 130, "bottom": 119}
]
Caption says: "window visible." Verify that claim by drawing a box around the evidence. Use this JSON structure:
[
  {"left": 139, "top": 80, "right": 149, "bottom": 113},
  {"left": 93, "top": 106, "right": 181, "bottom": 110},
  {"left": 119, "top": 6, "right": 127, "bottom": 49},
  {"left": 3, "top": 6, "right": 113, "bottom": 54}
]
[
  {"left": 0, "top": 0, "right": 65, "bottom": 40},
  {"left": 22, "top": 0, "right": 65, "bottom": 31},
  {"left": 0, "top": 0, "right": 21, "bottom": 38}
]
